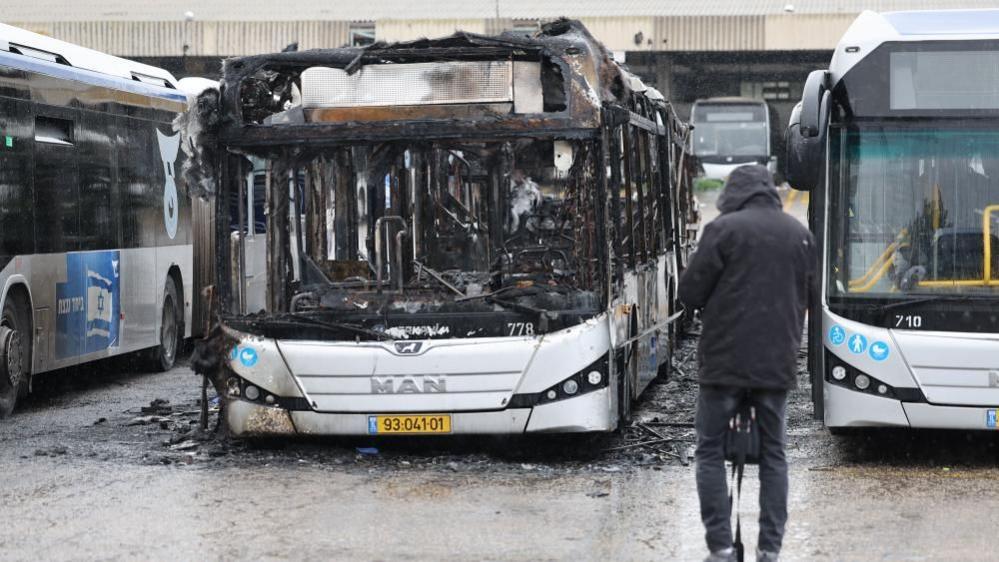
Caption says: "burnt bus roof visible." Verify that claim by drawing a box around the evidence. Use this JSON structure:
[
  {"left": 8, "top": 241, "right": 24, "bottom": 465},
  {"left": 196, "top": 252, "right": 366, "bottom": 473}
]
[{"left": 215, "top": 19, "right": 670, "bottom": 148}]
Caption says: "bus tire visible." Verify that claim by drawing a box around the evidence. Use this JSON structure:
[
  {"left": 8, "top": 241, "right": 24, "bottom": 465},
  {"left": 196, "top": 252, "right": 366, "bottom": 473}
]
[
  {"left": 149, "top": 276, "right": 181, "bottom": 372},
  {"left": 0, "top": 294, "right": 30, "bottom": 418}
]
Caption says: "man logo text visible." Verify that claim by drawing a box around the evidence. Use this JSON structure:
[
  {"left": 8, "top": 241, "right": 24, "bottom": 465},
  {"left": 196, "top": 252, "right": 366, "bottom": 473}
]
[{"left": 371, "top": 376, "right": 446, "bottom": 394}]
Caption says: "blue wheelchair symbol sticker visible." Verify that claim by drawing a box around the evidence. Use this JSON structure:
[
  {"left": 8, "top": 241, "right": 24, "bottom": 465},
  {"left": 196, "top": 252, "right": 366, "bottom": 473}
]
[
  {"left": 987, "top": 409, "right": 997, "bottom": 429},
  {"left": 829, "top": 325, "right": 846, "bottom": 346},
  {"left": 868, "top": 341, "right": 890, "bottom": 362},
  {"left": 238, "top": 347, "right": 259, "bottom": 367},
  {"left": 848, "top": 333, "right": 868, "bottom": 355}
]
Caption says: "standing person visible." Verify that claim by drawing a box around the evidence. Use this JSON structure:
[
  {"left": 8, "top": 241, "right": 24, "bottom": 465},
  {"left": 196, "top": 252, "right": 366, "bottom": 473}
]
[{"left": 678, "top": 165, "right": 816, "bottom": 562}]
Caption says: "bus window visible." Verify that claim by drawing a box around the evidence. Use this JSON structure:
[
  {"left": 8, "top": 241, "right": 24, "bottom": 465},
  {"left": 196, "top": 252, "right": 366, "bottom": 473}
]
[
  {"left": 77, "top": 113, "right": 116, "bottom": 249},
  {"left": 33, "top": 115, "right": 78, "bottom": 253},
  {"left": 0, "top": 98, "right": 33, "bottom": 258},
  {"left": 34, "top": 115, "right": 73, "bottom": 145},
  {"left": 691, "top": 103, "right": 768, "bottom": 158}
]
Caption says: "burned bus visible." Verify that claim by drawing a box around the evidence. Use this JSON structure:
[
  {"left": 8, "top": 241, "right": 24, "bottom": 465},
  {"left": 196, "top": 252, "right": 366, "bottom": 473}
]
[{"left": 197, "top": 20, "right": 698, "bottom": 437}]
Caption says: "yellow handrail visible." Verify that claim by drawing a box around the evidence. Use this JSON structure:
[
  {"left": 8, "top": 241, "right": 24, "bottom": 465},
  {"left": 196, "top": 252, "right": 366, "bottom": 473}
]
[
  {"left": 850, "top": 255, "right": 897, "bottom": 293},
  {"left": 985, "top": 205, "right": 999, "bottom": 281},
  {"left": 848, "top": 228, "right": 909, "bottom": 290},
  {"left": 917, "top": 204, "right": 999, "bottom": 288}
]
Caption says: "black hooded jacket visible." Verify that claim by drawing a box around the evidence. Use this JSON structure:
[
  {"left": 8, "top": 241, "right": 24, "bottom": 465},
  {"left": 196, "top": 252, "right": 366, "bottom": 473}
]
[{"left": 678, "top": 165, "right": 816, "bottom": 390}]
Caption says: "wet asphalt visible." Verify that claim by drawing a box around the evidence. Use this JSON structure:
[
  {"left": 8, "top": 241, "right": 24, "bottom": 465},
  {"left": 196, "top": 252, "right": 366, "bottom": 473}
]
[{"left": 3, "top": 193, "right": 999, "bottom": 561}]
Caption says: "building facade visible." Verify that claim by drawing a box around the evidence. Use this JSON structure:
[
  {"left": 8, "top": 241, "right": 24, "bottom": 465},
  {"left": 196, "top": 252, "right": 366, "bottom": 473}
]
[{"left": 5, "top": 0, "right": 995, "bottom": 121}]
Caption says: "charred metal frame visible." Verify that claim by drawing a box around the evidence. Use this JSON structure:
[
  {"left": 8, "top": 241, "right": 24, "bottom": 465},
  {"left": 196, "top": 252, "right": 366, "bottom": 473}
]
[{"left": 196, "top": 20, "right": 696, "bottom": 344}]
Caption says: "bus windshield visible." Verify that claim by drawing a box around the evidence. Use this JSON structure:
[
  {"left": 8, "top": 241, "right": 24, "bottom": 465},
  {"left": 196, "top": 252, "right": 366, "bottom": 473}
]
[
  {"left": 306, "top": 139, "right": 597, "bottom": 298},
  {"left": 828, "top": 125, "right": 999, "bottom": 298},
  {"left": 691, "top": 103, "right": 768, "bottom": 159}
]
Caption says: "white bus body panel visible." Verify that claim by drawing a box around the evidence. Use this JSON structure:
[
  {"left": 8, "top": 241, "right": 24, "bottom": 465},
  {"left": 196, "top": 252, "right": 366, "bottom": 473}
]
[
  {"left": 0, "top": 245, "right": 192, "bottom": 375},
  {"left": 526, "top": 387, "right": 613, "bottom": 433},
  {"left": 279, "top": 337, "right": 532, "bottom": 413},
  {"left": 824, "top": 382, "right": 909, "bottom": 427},
  {"left": 902, "top": 402, "right": 999, "bottom": 430},
  {"left": 226, "top": 400, "right": 534, "bottom": 437},
  {"left": 225, "top": 390, "right": 615, "bottom": 437},
  {"left": 892, "top": 331, "right": 999, "bottom": 406},
  {"left": 830, "top": 10, "right": 999, "bottom": 87},
  {"left": 224, "top": 314, "right": 617, "bottom": 435},
  {"left": 823, "top": 308, "right": 999, "bottom": 429},
  {"left": 823, "top": 309, "right": 919, "bottom": 390},
  {"left": 243, "top": 314, "right": 610, "bottom": 414}
]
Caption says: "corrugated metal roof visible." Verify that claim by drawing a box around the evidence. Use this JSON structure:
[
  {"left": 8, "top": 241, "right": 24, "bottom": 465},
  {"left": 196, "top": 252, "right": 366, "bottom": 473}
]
[{"left": 5, "top": 0, "right": 998, "bottom": 22}]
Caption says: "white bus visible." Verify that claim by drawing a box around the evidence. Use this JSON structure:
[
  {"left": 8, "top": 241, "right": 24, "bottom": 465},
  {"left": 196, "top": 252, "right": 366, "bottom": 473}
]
[
  {"left": 786, "top": 9, "right": 999, "bottom": 431},
  {"left": 0, "top": 24, "right": 202, "bottom": 417},
  {"left": 198, "top": 21, "right": 699, "bottom": 437},
  {"left": 690, "top": 97, "right": 777, "bottom": 181}
]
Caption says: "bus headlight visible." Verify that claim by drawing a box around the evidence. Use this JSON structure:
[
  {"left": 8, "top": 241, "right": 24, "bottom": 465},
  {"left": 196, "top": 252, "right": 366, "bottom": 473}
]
[
  {"left": 509, "top": 355, "right": 610, "bottom": 407},
  {"left": 825, "top": 351, "right": 926, "bottom": 403},
  {"left": 244, "top": 385, "right": 261, "bottom": 400},
  {"left": 562, "top": 380, "right": 579, "bottom": 395},
  {"left": 854, "top": 374, "right": 871, "bottom": 390}
]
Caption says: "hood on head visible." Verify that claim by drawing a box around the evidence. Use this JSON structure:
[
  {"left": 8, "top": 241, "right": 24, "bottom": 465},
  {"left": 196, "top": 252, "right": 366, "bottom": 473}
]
[{"left": 716, "top": 164, "right": 781, "bottom": 214}]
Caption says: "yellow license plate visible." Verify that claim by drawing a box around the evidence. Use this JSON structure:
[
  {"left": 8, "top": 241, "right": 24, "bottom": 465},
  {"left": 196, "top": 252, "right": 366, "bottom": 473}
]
[{"left": 368, "top": 414, "right": 452, "bottom": 434}]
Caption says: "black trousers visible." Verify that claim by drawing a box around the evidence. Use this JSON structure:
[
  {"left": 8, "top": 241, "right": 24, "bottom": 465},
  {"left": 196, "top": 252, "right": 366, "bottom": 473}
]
[{"left": 695, "top": 385, "right": 789, "bottom": 553}]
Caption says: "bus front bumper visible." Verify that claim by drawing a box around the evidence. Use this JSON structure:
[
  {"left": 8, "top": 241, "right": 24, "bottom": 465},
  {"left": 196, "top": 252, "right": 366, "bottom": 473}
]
[
  {"left": 224, "top": 387, "right": 615, "bottom": 437},
  {"left": 826, "top": 383, "right": 999, "bottom": 431}
]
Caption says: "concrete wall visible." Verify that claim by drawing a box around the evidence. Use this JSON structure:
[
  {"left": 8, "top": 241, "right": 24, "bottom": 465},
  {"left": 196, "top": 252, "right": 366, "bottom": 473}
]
[
  {"left": 377, "top": 19, "right": 486, "bottom": 43},
  {"left": 7, "top": 20, "right": 352, "bottom": 56},
  {"left": 764, "top": 14, "right": 855, "bottom": 50},
  {"left": 653, "top": 16, "right": 765, "bottom": 51}
]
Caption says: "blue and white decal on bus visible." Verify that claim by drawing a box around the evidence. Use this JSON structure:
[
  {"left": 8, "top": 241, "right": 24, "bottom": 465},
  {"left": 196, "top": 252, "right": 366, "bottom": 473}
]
[
  {"left": 156, "top": 129, "right": 180, "bottom": 239},
  {"left": 55, "top": 251, "right": 120, "bottom": 358}
]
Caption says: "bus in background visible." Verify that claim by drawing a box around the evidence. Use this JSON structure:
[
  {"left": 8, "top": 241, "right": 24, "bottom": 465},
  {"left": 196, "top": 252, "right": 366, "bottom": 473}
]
[
  {"left": 786, "top": 9, "right": 999, "bottom": 432},
  {"left": 690, "top": 97, "right": 778, "bottom": 183},
  {"left": 0, "top": 24, "right": 206, "bottom": 417},
  {"left": 195, "top": 20, "right": 699, "bottom": 438}
]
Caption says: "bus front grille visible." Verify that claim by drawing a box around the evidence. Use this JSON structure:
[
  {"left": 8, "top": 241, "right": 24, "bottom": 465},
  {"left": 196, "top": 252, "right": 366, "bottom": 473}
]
[{"left": 275, "top": 338, "right": 534, "bottom": 413}]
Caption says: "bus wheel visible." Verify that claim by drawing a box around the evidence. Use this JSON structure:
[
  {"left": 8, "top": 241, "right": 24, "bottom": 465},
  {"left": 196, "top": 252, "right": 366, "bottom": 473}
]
[
  {"left": 150, "top": 277, "right": 181, "bottom": 372},
  {"left": 0, "top": 297, "right": 28, "bottom": 418}
]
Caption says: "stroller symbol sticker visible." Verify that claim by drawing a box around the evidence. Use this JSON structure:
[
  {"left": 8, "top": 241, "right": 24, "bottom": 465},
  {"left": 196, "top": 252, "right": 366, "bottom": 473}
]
[
  {"left": 231, "top": 346, "right": 259, "bottom": 367},
  {"left": 869, "top": 341, "right": 890, "bottom": 362}
]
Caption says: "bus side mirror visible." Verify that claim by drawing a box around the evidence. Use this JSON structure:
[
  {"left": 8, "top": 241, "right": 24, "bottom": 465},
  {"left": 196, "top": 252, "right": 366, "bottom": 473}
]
[
  {"left": 785, "top": 70, "right": 831, "bottom": 191},
  {"left": 799, "top": 70, "right": 829, "bottom": 137}
]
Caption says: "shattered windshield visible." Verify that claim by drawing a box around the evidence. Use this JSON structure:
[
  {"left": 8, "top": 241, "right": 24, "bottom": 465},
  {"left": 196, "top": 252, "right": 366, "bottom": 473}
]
[{"left": 229, "top": 138, "right": 602, "bottom": 338}]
